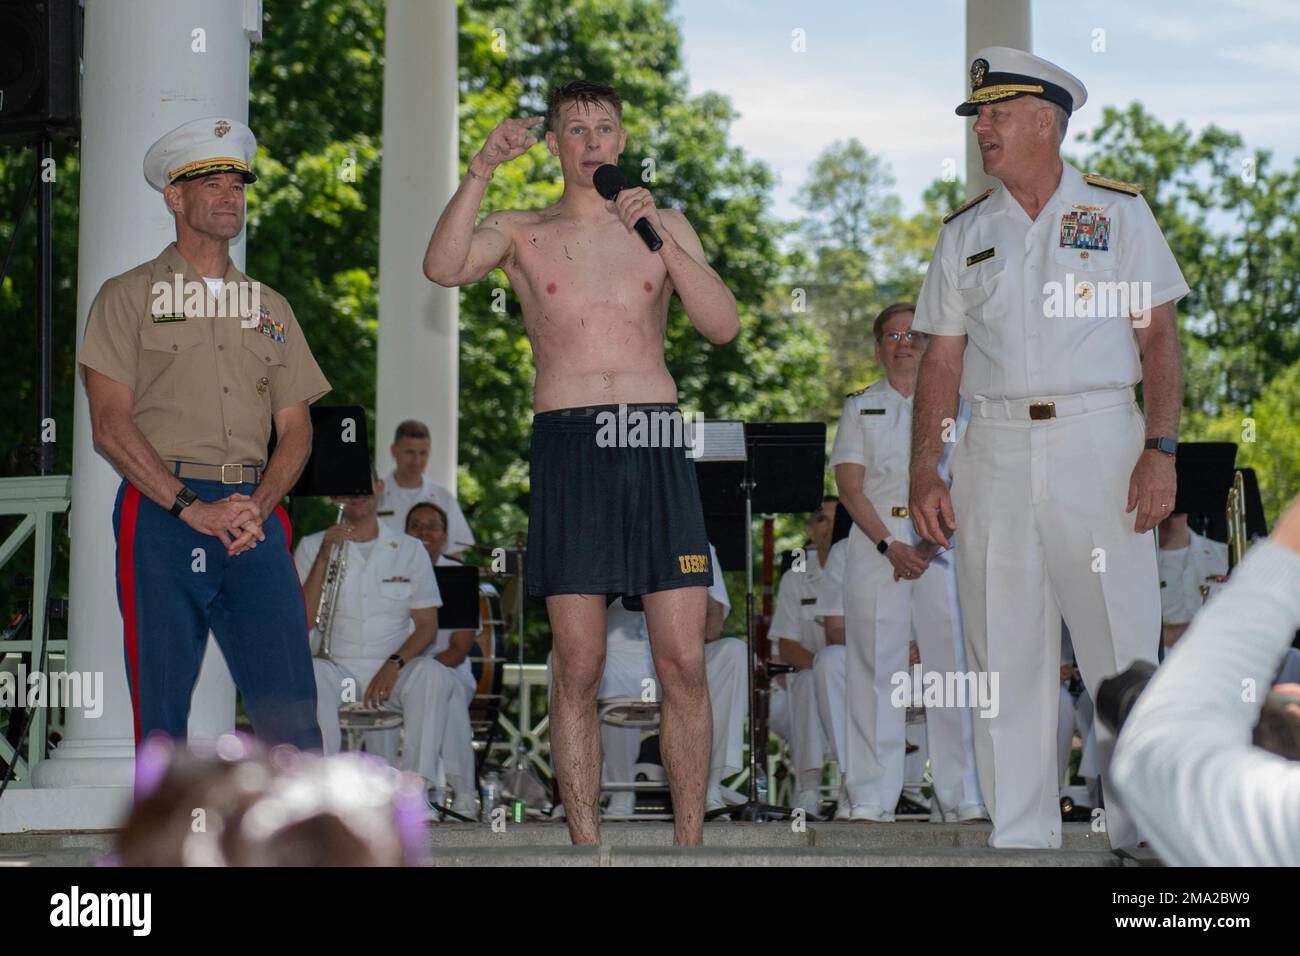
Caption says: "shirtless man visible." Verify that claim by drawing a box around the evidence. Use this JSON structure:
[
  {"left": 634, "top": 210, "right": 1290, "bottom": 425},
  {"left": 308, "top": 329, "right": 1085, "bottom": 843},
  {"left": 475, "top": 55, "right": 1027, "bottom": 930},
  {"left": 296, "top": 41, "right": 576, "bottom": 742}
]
[{"left": 423, "top": 81, "right": 739, "bottom": 845}]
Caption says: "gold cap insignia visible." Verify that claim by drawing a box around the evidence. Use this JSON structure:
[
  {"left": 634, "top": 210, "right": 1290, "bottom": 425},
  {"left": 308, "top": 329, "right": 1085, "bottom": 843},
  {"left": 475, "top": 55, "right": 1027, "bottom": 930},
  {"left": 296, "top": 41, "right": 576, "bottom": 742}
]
[
  {"left": 970, "top": 58, "right": 988, "bottom": 93},
  {"left": 214, "top": 120, "right": 231, "bottom": 138}
]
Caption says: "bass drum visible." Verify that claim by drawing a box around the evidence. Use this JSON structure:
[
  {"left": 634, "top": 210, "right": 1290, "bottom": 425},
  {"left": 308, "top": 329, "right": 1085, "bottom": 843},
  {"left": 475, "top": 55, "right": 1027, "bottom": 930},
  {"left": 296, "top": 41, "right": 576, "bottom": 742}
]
[{"left": 467, "top": 583, "right": 506, "bottom": 708}]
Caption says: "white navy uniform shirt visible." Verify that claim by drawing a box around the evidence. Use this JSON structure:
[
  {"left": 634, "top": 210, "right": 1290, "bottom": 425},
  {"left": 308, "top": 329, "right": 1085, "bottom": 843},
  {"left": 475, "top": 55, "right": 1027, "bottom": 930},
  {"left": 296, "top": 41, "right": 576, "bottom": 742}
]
[
  {"left": 769, "top": 547, "right": 829, "bottom": 656},
  {"left": 378, "top": 471, "right": 475, "bottom": 553},
  {"left": 829, "top": 380, "right": 968, "bottom": 509},
  {"left": 912, "top": 162, "right": 1189, "bottom": 402},
  {"left": 294, "top": 521, "right": 441, "bottom": 667},
  {"left": 1158, "top": 528, "right": 1229, "bottom": 627}
]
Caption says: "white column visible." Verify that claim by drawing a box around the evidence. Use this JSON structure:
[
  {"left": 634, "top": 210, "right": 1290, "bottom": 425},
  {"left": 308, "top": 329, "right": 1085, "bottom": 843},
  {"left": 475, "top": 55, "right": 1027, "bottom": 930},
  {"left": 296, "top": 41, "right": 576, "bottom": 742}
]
[
  {"left": 375, "top": 0, "right": 459, "bottom": 490},
  {"left": 5, "top": 0, "right": 261, "bottom": 832},
  {"left": 964, "top": 0, "right": 1032, "bottom": 198}
]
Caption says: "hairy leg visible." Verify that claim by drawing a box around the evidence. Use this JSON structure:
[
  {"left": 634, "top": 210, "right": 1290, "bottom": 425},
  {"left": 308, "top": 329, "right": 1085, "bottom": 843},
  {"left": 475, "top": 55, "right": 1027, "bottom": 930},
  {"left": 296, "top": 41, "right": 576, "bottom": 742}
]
[
  {"left": 547, "top": 594, "right": 607, "bottom": 845},
  {"left": 643, "top": 585, "right": 711, "bottom": 846}
]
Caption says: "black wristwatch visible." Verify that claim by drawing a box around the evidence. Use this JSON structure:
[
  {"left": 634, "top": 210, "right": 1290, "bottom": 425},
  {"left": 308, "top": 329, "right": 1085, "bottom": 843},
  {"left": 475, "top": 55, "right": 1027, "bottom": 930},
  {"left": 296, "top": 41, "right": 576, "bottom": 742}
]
[
  {"left": 1144, "top": 437, "right": 1178, "bottom": 457},
  {"left": 387, "top": 653, "right": 406, "bottom": 670},
  {"left": 876, "top": 535, "right": 894, "bottom": 555},
  {"left": 170, "top": 486, "right": 198, "bottom": 518}
]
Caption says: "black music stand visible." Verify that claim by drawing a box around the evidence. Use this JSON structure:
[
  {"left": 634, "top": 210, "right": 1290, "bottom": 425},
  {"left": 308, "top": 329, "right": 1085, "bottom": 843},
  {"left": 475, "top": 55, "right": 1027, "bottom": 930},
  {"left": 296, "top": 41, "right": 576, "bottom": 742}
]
[
  {"left": 289, "top": 405, "right": 374, "bottom": 499},
  {"left": 433, "top": 566, "right": 481, "bottom": 630},
  {"left": 697, "top": 421, "right": 826, "bottom": 822}
]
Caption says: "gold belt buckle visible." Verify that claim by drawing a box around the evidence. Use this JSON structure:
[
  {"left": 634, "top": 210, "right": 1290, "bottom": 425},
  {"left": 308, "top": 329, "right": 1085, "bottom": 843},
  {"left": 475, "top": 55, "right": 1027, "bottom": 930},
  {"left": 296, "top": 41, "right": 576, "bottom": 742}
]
[
  {"left": 1028, "top": 402, "right": 1056, "bottom": 421},
  {"left": 891, "top": 506, "right": 910, "bottom": 518},
  {"left": 220, "top": 463, "right": 245, "bottom": 484}
]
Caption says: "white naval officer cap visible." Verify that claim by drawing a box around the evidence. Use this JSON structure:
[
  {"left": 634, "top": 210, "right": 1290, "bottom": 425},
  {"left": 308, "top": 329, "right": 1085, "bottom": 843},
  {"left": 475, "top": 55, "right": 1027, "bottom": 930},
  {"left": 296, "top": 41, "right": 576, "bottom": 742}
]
[
  {"left": 956, "top": 46, "right": 1088, "bottom": 117},
  {"left": 143, "top": 116, "right": 258, "bottom": 192}
]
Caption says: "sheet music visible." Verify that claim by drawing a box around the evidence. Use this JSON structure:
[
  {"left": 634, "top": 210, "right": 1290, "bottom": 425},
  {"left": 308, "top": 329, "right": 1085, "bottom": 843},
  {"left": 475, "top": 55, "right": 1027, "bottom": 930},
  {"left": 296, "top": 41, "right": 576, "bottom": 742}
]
[{"left": 692, "top": 420, "right": 747, "bottom": 462}]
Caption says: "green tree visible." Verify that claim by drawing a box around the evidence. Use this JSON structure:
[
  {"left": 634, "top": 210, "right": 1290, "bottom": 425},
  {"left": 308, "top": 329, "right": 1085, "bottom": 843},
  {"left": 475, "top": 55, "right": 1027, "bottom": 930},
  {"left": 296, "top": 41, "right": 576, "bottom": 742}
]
[{"left": 1076, "top": 103, "right": 1300, "bottom": 413}]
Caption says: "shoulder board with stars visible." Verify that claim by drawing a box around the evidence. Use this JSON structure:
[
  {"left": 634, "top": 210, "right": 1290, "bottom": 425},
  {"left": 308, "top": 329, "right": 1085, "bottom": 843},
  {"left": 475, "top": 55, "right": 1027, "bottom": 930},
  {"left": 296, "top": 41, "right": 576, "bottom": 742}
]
[
  {"left": 1083, "top": 173, "right": 1143, "bottom": 197},
  {"left": 942, "top": 188, "right": 995, "bottom": 224},
  {"left": 846, "top": 381, "right": 877, "bottom": 399}
]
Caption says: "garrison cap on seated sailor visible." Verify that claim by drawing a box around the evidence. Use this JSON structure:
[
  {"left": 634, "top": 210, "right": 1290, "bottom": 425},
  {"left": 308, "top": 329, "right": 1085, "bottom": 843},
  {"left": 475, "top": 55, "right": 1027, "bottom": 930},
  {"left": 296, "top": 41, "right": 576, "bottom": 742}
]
[
  {"left": 143, "top": 116, "right": 258, "bottom": 192},
  {"left": 956, "top": 46, "right": 1087, "bottom": 116}
]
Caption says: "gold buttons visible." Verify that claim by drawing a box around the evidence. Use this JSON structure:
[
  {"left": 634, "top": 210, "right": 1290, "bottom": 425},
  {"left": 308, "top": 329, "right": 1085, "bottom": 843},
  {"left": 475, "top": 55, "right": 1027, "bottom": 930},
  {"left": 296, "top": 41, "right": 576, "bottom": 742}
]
[
  {"left": 171, "top": 344, "right": 178, "bottom": 351},
  {"left": 223, "top": 386, "right": 229, "bottom": 393},
  {"left": 218, "top": 344, "right": 224, "bottom": 351}
]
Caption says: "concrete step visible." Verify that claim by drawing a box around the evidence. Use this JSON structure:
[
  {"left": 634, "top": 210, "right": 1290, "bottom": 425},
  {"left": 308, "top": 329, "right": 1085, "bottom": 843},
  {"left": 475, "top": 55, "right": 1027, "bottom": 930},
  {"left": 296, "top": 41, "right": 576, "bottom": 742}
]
[
  {"left": 0, "top": 821, "right": 1159, "bottom": 867},
  {"left": 428, "top": 846, "right": 1130, "bottom": 867}
]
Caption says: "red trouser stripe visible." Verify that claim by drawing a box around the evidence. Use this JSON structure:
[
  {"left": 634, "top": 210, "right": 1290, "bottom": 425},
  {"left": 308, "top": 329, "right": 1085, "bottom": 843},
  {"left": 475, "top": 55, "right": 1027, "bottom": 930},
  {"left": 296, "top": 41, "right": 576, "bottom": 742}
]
[{"left": 118, "top": 484, "right": 144, "bottom": 748}]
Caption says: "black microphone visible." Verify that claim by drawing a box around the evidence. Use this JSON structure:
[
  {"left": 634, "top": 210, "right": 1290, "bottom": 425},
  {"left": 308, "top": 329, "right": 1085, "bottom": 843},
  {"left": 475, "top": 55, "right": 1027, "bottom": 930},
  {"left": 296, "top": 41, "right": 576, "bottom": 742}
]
[{"left": 592, "top": 164, "right": 663, "bottom": 252}]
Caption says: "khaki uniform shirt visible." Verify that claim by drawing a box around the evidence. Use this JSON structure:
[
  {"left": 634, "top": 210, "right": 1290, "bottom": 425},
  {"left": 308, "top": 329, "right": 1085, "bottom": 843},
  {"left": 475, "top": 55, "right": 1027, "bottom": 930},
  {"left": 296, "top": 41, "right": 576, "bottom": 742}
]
[{"left": 78, "top": 243, "right": 330, "bottom": 465}]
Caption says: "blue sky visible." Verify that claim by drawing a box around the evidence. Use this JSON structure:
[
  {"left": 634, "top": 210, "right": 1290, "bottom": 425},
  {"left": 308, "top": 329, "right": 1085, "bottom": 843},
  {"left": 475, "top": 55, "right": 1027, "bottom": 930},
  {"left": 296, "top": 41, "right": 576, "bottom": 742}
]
[{"left": 672, "top": 0, "right": 1300, "bottom": 219}]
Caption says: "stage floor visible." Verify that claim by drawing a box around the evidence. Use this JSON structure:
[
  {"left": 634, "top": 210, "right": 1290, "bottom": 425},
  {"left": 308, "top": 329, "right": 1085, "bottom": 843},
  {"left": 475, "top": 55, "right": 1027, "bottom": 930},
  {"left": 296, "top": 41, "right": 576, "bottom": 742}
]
[{"left": 0, "top": 821, "right": 1159, "bottom": 867}]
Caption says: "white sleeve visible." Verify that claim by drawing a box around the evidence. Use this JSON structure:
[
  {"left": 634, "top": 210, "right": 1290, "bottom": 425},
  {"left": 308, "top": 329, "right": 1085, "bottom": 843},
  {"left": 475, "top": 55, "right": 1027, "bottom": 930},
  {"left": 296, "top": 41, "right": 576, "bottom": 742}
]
[
  {"left": 409, "top": 545, "right": 443, "bottom": 610},
  {"left": 768, "top": 568, "right": 802, "bottom": 643},
  {"left": 1120, "top": 193, "right": 1189, "bottom": 311},
  {"left": 912, "top": 228, "right": 967, "bottom": 336},
  {"left": 814, "top": 541, "right": 847, "bottom": 618},
  {"left": 294, "top": 533, "right": 322, "bottom": 585},
  {"left": 707, "top": 543, "right": 730, "bottom": 614},
  {"left": 828, "top": 398, "right": 867, "bottom": 470},
  {"left": 1157, "top": 546, "right": 1193, "bottom": 626},
  {"left": 1111, "top": 541, "right": 1300, "bottom": 865}
]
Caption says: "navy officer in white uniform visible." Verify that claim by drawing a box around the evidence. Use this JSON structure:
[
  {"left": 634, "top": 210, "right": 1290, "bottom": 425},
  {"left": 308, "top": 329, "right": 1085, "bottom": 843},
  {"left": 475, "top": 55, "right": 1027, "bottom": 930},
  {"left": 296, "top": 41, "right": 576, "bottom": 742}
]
[
  {"left": 909, "top": 47, "right": 1189, "bottom": 849},
  {"left": 832, "top": 302, "right": 985, "bottom": 823}
]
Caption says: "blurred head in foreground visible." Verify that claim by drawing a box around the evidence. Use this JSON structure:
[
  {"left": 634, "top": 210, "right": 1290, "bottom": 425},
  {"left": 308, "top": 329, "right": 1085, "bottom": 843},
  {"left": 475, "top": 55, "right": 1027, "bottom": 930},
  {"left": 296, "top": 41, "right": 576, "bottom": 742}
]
[{"left": 114, "top": 733, "right": 429, "bottom": 866}]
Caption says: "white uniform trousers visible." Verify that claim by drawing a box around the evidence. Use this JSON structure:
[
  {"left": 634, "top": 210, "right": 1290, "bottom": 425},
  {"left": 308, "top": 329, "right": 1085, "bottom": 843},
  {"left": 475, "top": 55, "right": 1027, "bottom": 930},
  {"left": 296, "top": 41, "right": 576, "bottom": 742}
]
[
  {"left": 785, "top": 668, "right": 827, "bottom": 782},
  {"left": 950, "top": 399, "right": 1159, "bottom": 848},
  {"left": 842, "top": 521, "right": 983, "bottom": 817},
  {"left": 314, "top": 656, "right": 474, "bottom": 791},
  {"left": 812, "top": 644, "right": 846, "bottom": 766}
]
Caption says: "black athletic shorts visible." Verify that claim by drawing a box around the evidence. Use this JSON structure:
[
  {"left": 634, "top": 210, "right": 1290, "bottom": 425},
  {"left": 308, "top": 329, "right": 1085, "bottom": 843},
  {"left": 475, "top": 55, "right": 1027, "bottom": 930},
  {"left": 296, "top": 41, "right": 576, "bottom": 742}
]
[{"left": 525, "top": 402, "right": 712, "bottom": 610}]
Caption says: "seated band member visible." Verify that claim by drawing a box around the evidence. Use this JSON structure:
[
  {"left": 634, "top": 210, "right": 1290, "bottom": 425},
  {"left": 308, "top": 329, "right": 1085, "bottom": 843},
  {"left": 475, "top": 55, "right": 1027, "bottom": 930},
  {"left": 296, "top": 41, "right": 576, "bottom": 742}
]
[
  {"left": 403, "top": 501, "right": 483, "bottom": 803},
  {"left": 1057, "top": 625, "right": 1100, "bottom": 805},
  {"left": 424, "top": 79, "right": 739, "bottom": 846},
  {"left": 832, "top": 303, "right": 985, "bottom": 823},
  {"left": 1156, "top": 512, "right": 1228, "bottom": 648},
  {"left": 294, "top": 474, "right": 476, "bottom": 818},
  {"left": 547, "top": 543, "right": 746, "bottom": 818},
  {"left": 377, "top": 419, "right": 475, "bottom": 560},
  {"left": 768, "top": 498, "right": 846, "bottom": 815}
]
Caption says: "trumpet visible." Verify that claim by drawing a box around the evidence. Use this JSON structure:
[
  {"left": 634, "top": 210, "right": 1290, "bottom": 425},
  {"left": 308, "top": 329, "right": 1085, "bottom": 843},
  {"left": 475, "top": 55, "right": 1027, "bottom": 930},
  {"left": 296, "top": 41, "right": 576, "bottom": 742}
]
[
  {"left": 1227, "top": 470, "right": 1250, "bottom": 571},
  {"left": 314, "top": 504, "right": 349, "bottom": 661}
]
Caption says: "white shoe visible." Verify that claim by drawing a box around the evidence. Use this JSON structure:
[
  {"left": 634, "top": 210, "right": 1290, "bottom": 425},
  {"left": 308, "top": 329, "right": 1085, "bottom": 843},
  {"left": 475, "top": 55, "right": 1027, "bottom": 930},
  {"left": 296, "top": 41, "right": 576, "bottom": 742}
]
[
  {"left": 954, "top": 803, "right": 990, "bottom": 823},
  {"left": 848, "top": 804, "right": 895, "bottom": 823},
  {"left": 795, "top": 789, "right": 821, "bottom": 817},
  {"left": 550, "top": 803, "right": 566, "bottom": 821},
  {"left": 833, "top": 782, "right": 851, "bottom": 820},
  {"left": 705, "top": 787, "right": 730, "bottom": 819},
  {"left": 449, "top": 795, "right": 478, "bottom": 821},
  {"left": 603, "top": 792, "right": 637, "bottom": 818}
]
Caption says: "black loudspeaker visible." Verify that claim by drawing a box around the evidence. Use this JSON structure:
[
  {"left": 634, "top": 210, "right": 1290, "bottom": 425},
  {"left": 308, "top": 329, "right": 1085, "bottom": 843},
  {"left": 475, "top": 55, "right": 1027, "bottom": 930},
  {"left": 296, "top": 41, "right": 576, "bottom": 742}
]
[{"left": 0, "top": 0, "right": 83, "bottom": 145}]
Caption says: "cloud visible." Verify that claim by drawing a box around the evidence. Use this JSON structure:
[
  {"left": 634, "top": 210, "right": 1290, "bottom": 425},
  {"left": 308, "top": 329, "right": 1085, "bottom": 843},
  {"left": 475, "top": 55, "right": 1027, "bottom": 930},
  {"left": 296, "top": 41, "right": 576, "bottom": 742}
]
[{"left": 1219, "top": 42, "right": 1300, "bottom": 75}]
